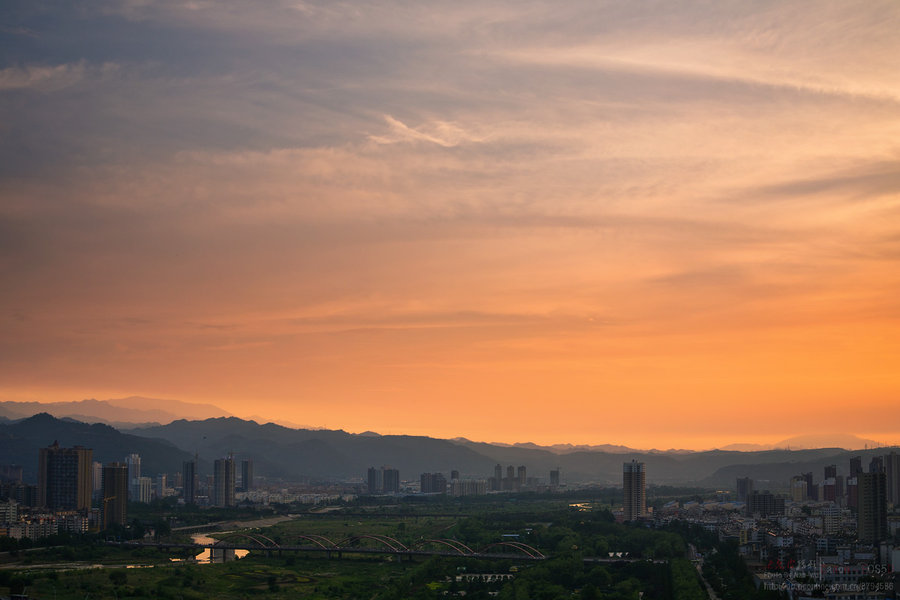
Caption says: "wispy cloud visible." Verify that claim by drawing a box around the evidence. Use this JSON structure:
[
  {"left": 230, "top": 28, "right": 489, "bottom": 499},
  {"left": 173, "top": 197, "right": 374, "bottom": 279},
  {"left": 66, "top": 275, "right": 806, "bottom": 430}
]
[
  {"left": 370, "top": 115, "right": 486, "bottom": 147},
  {"left": 2, "top": 0, "right": 900, "bottom": 446},
  {"left": 747, "top": 162, "right": 900, "bottom": 202},
  {"left": 0, "top": 62, "right": 87, "bottom": 91}
]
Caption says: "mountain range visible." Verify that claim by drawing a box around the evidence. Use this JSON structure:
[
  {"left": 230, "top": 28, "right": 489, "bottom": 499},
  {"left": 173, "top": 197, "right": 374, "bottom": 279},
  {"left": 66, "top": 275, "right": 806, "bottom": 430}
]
[
  {"left": 717, "top": 434, "right": 881, "bottom": 452},
  {"left": 3, "top": 413, "right": 896, "bottom": 491},
  {"left": 0, "top": 413, "right": 192, "bottom": 479},
  {"left": 0, "top": 397, "right": 231, "bottom": 429}
]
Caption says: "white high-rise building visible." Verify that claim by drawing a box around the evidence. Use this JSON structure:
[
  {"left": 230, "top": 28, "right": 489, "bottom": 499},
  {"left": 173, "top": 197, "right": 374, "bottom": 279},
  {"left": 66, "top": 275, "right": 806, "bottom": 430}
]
[
  {"left": 92, "top": 461, "right": 103, "bottom": 495},
  {"left": 138, "top": 476, "right": 152, "bottom": 503},
  {"left": 125, "top": 453, "right": 141, "bottom": 501}
]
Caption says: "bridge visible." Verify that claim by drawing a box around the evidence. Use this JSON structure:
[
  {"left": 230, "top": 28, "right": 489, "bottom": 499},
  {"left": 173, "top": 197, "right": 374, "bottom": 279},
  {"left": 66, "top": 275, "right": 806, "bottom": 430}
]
[{"left": 118, "top": 532, "right": 547, "bottom": 561}]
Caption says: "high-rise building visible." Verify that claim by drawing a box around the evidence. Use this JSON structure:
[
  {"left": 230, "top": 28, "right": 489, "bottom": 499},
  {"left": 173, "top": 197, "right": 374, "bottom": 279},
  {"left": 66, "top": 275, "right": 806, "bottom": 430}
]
[
  {"left": 240, "top": 459, "right": 254, "bottom": 492},
  {"left": 850, "top": 456, "right": 862, "bottom": 476},
  {"left": 156, "top": 474, "right": 167, "bottom": 499},
  {"left": 125, "top": 453, "right": 141, "bottom": 501},
  {"left": 823, "top": 466, "right": 837, "bottom": 503},
  {"left": 137, "top": 476, "right": 152, "bottom": 503},
  {"left": 822, "top": 504, "right": 841, "bottom": 535},
  {"left": 382, "top": 467, "right": 400, "bottom": 494},
  {"left": 449, "top": 479, "right": 487, "bottom": 496},
  {"left": 182, "top": 459, "right": 197, "bottom": 504},
  {"left": 517, "top": 466, "right": 527, "bottom": 486},
  {"left": 450, "top": 470, "right": 460, "bottom": 480},
  {"left": 420, "top": 472, "right": 447, "bottom": 494},
  {"left": 91, "top": 461, "right": 103, "bottom": 497},
  {"left": 550, "top": 469, "right": 560, "bottom": 488},
  {"left": 847, "top": 476, "right": 859, "bottom": 510},
  {"left": 102, "top": 462, "right": 128, "bottom": 529},
  {"left": 747, "top": 490, "right": 785, "bottom": 517},
  {"left": 490, "top": 464, "right": 503, "bottom": 491},
  {"left": 736, "top": 477, "right": 754, "bottom": 503},
  {"left": 823, "top": 477, "right": 836, "bottom": 502},
  {"left": 791, "top": 476, "right": 807, "bottom": 502},
  {"left": 213, "top": 457, "right": 235, "bottom": 507},
  {"left": 366, "top": 466, "right": 400, "bottom": 494},
  {"left": 857, "top": 471, "right": 887, "bottom": 544},
  {"left": 802, "top": 472, "right": 817, "bottom": 501},
  {"left": 623, "top": 460, "right": 646, "bottom": 521},
  {"left": 367, "top": 466, "right": 383, "bottom": 494},
  {"left": 885, "top": 451, "right": 899, "bottom": 506},
  {"left": 38, "top": 442, "right": 93, "bottom": 511}
]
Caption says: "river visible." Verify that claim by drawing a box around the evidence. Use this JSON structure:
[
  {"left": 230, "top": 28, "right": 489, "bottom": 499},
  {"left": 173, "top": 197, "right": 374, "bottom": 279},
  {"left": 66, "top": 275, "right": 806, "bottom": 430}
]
[{"left": 169, "top": 533, "right": 250, "bottom": 564}]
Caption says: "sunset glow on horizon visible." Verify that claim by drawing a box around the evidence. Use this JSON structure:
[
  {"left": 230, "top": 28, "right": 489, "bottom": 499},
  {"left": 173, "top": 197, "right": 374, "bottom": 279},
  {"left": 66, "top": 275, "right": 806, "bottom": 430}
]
[{"left": 2, "top": 1, "right": 900, "bottom": 450}]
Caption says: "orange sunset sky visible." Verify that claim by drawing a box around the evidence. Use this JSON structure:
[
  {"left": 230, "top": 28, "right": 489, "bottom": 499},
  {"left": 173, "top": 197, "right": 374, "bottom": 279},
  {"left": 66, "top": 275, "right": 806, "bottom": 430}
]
[{"left": 1, "top": 1, "right": 899, "bottom": 450}]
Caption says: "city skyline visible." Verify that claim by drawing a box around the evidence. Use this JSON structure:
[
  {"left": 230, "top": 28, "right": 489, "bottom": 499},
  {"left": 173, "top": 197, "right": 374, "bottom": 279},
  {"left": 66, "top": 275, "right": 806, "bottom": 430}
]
[{"left": 2, "top": 1, "right": 900, "bottom": 450}]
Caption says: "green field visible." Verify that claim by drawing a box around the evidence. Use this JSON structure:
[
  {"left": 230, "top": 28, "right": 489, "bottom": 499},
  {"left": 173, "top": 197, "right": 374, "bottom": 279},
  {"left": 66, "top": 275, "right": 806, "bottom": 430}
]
[{"left": 0, "top": 496, "right": 779, "bottom": 599}]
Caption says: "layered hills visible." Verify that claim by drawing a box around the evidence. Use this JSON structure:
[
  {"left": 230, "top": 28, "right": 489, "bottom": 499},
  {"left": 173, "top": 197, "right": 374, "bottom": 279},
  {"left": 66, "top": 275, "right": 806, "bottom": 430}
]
[
  {"left": 3, "top": 413, "right": 895, "bottom": 490},
  {"left": 0, "top": 397, "right": 230, "bottom": 428},
  {"left": 0, "top": 413, "right": 192, "bottom": 480}
]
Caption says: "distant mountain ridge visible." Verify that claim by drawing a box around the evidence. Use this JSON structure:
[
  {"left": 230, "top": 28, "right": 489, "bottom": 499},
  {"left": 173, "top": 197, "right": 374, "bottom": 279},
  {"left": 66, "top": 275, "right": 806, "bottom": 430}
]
[
  {"left": 128, "top": 417, "right": 900, "bottom": 487},
  {"left": 0, "top": 413, "right": 192, "bottom": 483},
  {"left": 0, "top": 396, "right": 231, "bottom": 427},
  {"left": 131, "top": 417, "right": 497, "bottom": 482},
  {"left": 3, "top": 400, "right": 888, "bottom": 455},
  {"left": 717, "top": 433, "right": 880, "bottom": 452},
  {"left": 4, "top": 413, "right": 897, "bottom": 490},
  {"left": 485, "top": 441, "right": 640, "bottom": 454}
]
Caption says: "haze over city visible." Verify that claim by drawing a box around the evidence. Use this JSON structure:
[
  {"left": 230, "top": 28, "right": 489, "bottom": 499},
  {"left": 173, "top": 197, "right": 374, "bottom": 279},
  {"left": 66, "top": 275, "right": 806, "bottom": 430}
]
[{"left": 2, "top": 1, "right": 900, "bottom": 450}]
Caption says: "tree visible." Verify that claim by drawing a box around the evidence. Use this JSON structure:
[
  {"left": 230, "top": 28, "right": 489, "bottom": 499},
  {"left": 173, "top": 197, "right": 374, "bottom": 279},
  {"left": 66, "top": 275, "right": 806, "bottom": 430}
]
[
  {"left": 153, "top": 518, "right": 171, "bottom": 541},
  {"left": 109, "top": 569, "right": 127, "bottom": 586}
]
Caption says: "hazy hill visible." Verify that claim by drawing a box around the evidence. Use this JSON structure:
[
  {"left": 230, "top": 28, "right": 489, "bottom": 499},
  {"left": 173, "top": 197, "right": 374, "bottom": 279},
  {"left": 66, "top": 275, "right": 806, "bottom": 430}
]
[
  {"left": 134, "top": 419, "right": 650, "bottom": 483},
  {"left": 483, "top": 440, "right": 639, "bottom": 455},
  {"left": 7, "top": 414, "right": 897, "bottom": 489},
  {"left": 0, "top": 413, "right": 193, "bottom": 483},
  {"left": 444, "top": 440, "right": 852, "bottom": 484},
  {"left": 772, "top": 433, "right": 880, "bottom": 450},
  {"left": 130, "top": 417, "right": 900, "bottom": 486},
  {"left": 699, "top": 446, "right": 900, "bottom": 489},
  {"left": 0, "top": 397, "right": 231, "bottom": 427},
  {"left": 718, "top": 433, "right": 880, "bottom": 452},
  {"left": 131, "top": 418, "right": 498, "bottom": 481}
]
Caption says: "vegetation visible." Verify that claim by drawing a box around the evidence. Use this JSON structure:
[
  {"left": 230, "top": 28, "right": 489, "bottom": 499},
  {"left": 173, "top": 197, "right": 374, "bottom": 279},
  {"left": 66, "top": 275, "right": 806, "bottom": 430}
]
[
  {"left": 0, "top": 495, "right": 780, "bottom": 599},
  {"left": 667, "top": 521, "right": 783, "bottom": 600}
]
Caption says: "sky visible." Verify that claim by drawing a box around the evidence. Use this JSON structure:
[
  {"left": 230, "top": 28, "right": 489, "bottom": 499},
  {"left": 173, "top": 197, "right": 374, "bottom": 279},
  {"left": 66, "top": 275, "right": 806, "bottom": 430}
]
[{"left": 2, "top": 0, "right": 900, "bottom": 450}]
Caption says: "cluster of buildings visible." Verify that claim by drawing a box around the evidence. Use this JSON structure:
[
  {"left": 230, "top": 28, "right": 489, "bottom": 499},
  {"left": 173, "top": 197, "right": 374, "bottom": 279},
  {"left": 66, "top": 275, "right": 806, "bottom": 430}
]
[
  {"left": 0, "top": 442, "right": 257, "bottom": 540},
  {"left": 367, "top": 465, "right": 564, "bottom": 497},
  {"left": 735, "top": 452, "right": 898, "bottom": 546},
  {"left": 0, "top": 443, "right": 123, "bottom": 537},
  {"left": 654, "top": 452, "right": 900, "bottom": 600},
  {"left": 366, "top": 466, "right": 401, "bottom": 494},
  {"left": 617, "top": 457, "right": 899, "bottom": 598}
]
